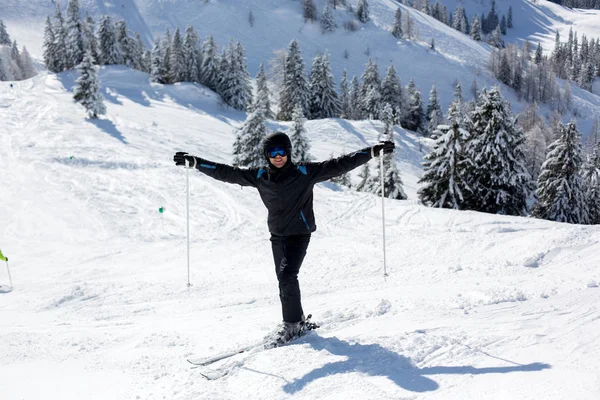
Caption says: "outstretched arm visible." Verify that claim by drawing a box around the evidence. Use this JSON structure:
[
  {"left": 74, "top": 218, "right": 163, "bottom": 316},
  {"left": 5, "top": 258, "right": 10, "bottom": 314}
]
[
  {"left": 309, "top": 141, "right": 395, "bottom": 183},
  {"left": 173, "top": 152, "right": 258, "bottom": 187}
]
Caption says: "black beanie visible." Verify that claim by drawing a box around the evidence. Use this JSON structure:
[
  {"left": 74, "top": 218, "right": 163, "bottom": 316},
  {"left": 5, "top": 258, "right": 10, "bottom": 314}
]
[{"left": 262, "top": 131, "right": 292, "bottom": 161}]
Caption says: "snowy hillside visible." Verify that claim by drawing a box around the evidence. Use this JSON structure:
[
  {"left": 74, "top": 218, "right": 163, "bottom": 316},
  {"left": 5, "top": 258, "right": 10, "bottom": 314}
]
[
  {"left": 3, "top": 0, "right": 600, "bottom": 133},
  {"left": 1, "top": 68, "right": 600, "bottom": 399}
]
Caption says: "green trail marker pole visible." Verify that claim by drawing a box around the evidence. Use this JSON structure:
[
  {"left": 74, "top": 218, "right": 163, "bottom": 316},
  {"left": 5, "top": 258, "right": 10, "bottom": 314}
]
[{"left": 0, "top": 249, "right": 12, "bottom": 288}]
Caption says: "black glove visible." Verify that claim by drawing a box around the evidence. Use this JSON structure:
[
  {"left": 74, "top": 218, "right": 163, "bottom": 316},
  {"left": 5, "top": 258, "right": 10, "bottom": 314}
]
[
  {"left": 173, "top": 152, "right": 197, "bottom": 168},
  {"left": 371, "top": 141, "right": 395, "bottom": 157}
]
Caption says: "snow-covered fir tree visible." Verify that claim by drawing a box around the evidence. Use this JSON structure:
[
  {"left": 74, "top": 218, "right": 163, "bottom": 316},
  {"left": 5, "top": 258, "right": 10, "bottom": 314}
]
[
  {"left": 98, "top": 16, "right": 120, "bottom": 65},
  {"left": 452, "top": 5, "right": 469, "bottom": 34},
  {"left": 392, "top": 8, "right": 403, "bottom": 39},
  {"left": 303, "top": 0, "right": 318, "bottom": 23},
  {"left": 348, "top": 75, "right": 361, "bottom": 120},
  {"left": 116, "top": 20, "right": 134, "bottom": 67},
  {"left": 360, "top": 59, "right": 382, "bottom": 120},
  {"left": 200, "top": 35, "right": 220, "bottom": 91},
  {"left": 419, "top": 101, "right": 471, "bottom": 209},
  {"left": 381, "top": 103, "right": 395, "bottom": 140},
  {"left": 290, "top": 104, "right": 311, "bottom": 163},
  {"left": 253, "top": 62, "right": 273, "bottom": 118},
  {"left": 488, "top": 25, "right": 505, "bottom": 49},
  {"left": 182, "top": 25, "right": 201, "bottom": 82},
  {"left": 582, "top": 143, "right": 600, "bottom": 224},
  {"left": 73, "top": 50, "right": 106, "bottom": 119},
  {"left": 169, "top": 27, "right": 185, "bottom": 83},
  {"left": 464, "top": 87, "right": 531, "bottom": 215},
  {"left": 309, "top": 52, "right": 340, "bottom": 119},
  {"left": 232, "top": 99, "right": 268, "bottom": 168},
  {"left": 0, "top": 20, "right": 10, "bottom": 45},
  {"left": 380, "top": 64, "right": 403, "bottom": 124},
  {"left": 18, "top": 48, "right": 37, "bottom": 79},
  {"left": 402, "top": 79, "right": 425, "bottom": 134},
  {"left": 367, "top": 151, "right": 407, "bottom": 200},
  {"left": 83, "top": 14, "right": 99, "bottom": 65},
  {"left": 339, "top": 69, "right": 350, "bottom": 119},
  {"left": 43, "top": 17, "right": 58, "bottom": 72},
  {"left": 355, "top": 163, "right": 371, "bottom": 192},
  {"left": 221, "top": 41, "right": 253, "bottom": 111},
  {"left": 426, "top": 82, "right": 443, "bottom": 137},
  {"left": 66, "top": 0, "right": 85, "bottom": 69},
  {"left": 150, "top": 38, "right": 168, "bottom": 84},
  {"left": 160, "top": 30, "right": 173, "bottom": 84},
  {"left": 470, "top": 16, "right": 482, "bottom": 41},
  {"left": 53, "top": 4, "right": 68, "bottom": 72},
  {"left": 321, "top": 2, "right": 336, "bottom": 33},
  {"left": 357, "top": 0, "right": 370, "bottom": 23},
  {"left": 508, "top": 6, "right": 513, "bottom": 28},
  {"left": 278, "top": 40, "right": 310, "bottom": 121},
  {"left": 534, "top": 121, "right": 590, "bottom": 224}
]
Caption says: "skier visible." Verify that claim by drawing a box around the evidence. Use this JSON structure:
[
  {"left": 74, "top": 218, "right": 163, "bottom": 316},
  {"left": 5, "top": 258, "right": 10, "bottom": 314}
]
[{"left": 173, "top": 132, "right": 394, "bottom": 345}]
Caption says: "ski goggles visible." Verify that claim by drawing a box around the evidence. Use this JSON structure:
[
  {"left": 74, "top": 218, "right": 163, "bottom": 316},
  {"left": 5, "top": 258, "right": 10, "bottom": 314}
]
[{"left": 267, "top": 146, "right": 287, "bottom": 158}]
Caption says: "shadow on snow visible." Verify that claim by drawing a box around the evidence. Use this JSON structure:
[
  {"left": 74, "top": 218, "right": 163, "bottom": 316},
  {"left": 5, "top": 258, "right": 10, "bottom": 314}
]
[{"left": 282, "top": 335, "right": 551, "bottom": 394}]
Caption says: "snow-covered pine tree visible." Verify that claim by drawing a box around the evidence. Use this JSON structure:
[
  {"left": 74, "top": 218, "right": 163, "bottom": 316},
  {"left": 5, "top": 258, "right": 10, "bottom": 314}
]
[
  {"left": 534, "top": 121, "right": 590, "bottom": 224},
  {"left": 426, "top": 82, "right": 443, "bottom": 136},
  {"left": 357, "top": 0, "right": 370, "bottom": 23},
  {"left": 470, "top": 15, "right": 482, "bottom": 41},
  {"left": 392, "top": 8, "right": 403, "bottom": 39},
  {"left": 520, "top": 102, "right": 547, "bottom": 181},
  {"left": 66, "top": 0, "right": 85, "bottom": 69},
  {"left": 309, "top": 52, "right": 340, "bottom": 119},
  {"left": 421, "top": 0, "right": 431, "bottom": 15},
  {"left": 161, "top": 29, "right": 173, "bottom": 84},
  {"left": 115, "top": 20, "right": 134, "bottom": 67},
  {"left": 303, "top": 0, "right": 318, "bottom": 23},
  {"left": 582, "top": 143, "right": 600, "bottom": 224},
  {"left": 0, "top": 20, "right": 10, "bottom": 45},
  {"left": 339, "top": 69, "right": 350, "bottom": 119},
  {"left": 150, "top": 38, "right": 168, "bottom": 84},
  {"left": 221, "top": 41, "right": 252, "bottom": 111},
  {"left": 182, "top": 25, "right": 201, "bottom": 82},
  {"left": 215, "top": 47, "right": 230, "bottom": 98},
  {"left": 131, "top": 33, "right": 145, "bottom": 71},
  {"left": 278, "top": 40, "right": 310, "bottom": 121},
  {"left": 419, "top": 100, "right": 471, "bottom": 209},
  {"left": 43, "top": 17, "right": 58, "bottom": 72},
  {"left": 200, "top": 35, "right": 219, "bottom": 91},
  {"left": 508, "top": 6, "right": 513, "bottom": 29},
  {"left": 254, "top": 62, "right": 273, "bottom": 118},
  {"left": 488, "top": 25, "right": 504, "bottom": 49},
  {"left": 169, "top": 27, "right": 185, "bottom": 83},
  {"left": 381, "top": 103, "right": 395, "bottom": 140},
  {"left": 402, "top": 79, "right": 425, "bottom": 134},
  {"left": 321, "top": 2, "right": 336, "bottom": 33},
  {"left": 53, "top": 4, "right": 68, "bottom": 72},
  {"left": 367, "top": 152, "right": 407, "bottom": 199},
  {"left": 232, "top": 100, "right": 268, "bottom": 168},
  {"left": 73, "top": 50, "right": 106, "bottom": 119},
  {"left": 500, "top": 15, "right": 507, "bottom": 35},
  {"left": 290, "top": 104, "right": 311, "bottom": 162},
  {"left": 360, "top": 58, "right": 382, "bottom": 120},
  {"left": 308, "top": 53, "right": 323, "bottom": 119},
  {"left": 534, "top": 42, "right": 543, "bottom": 64},
  {"left": 381, "top": 64, "right": 402, "bottom": 124},
  {"left": 452, "top": 5, "right": 469, "bottom": 34},
  {"left": 348, "top": 75, "right": 361, "bottom": 120},
  {"left": 98, "top": 16, "right": 120, "bottom": 65},
  {"left": 83, "top": 14, "right": 99, "bottom": 65},
  {"left": 355, "top": 163, "right": 371, "bottom": 192},
  {"left": 18, "top": 48, "right": 37, "bottom": 79},
  {"left": 464, "top": 87, "right": 531, "bottom": 215}
]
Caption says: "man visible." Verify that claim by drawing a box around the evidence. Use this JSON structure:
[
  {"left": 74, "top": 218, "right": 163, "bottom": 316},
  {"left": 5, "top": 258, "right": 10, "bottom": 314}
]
[{"left": 174, "top": 132, "right": 394, "bottom": 345}]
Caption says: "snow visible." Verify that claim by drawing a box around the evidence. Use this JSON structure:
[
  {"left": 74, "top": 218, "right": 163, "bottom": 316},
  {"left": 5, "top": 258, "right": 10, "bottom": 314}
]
[{"left": 1, "top": 67, "right": 600, "bottom": 399}]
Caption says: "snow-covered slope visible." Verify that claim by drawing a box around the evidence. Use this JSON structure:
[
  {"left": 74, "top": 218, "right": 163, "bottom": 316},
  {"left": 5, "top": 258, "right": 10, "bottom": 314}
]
[{"left": 1, "top": 68, "right": 599, "bottom": 399}]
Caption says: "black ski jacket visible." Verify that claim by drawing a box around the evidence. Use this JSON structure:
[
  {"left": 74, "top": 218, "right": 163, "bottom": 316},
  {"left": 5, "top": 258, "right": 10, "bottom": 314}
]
[{"left": 193, "top": 148, "right": 373, "bottom": 236}]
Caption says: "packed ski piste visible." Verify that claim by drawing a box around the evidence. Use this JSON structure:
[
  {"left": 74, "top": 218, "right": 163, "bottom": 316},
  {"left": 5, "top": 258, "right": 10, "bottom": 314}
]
[{"left": 2, "top": 0, "right": 600, "bottom": 399}]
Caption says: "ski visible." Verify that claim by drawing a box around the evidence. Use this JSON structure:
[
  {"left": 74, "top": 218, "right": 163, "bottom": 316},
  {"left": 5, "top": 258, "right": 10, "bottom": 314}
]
[{"left": 187, "top": 314, "right": 319, "bottom": 368}]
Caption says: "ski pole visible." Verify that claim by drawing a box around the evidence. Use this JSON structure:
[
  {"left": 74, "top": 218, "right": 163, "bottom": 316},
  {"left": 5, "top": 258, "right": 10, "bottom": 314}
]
[
  {"left": 379, "top": 149, "right": 388, "bottom": 280},
  {"left": 6, "top": 260, "right": 12, "bottom": 288},
  {"left": 185, "top": 160, "right": 192, "bottom": 288}
]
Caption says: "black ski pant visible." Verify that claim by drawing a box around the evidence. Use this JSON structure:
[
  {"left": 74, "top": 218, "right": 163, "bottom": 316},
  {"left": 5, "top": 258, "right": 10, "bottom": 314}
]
[{"left": 270, "top": 233, "right": 311, "bottom": 323}]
